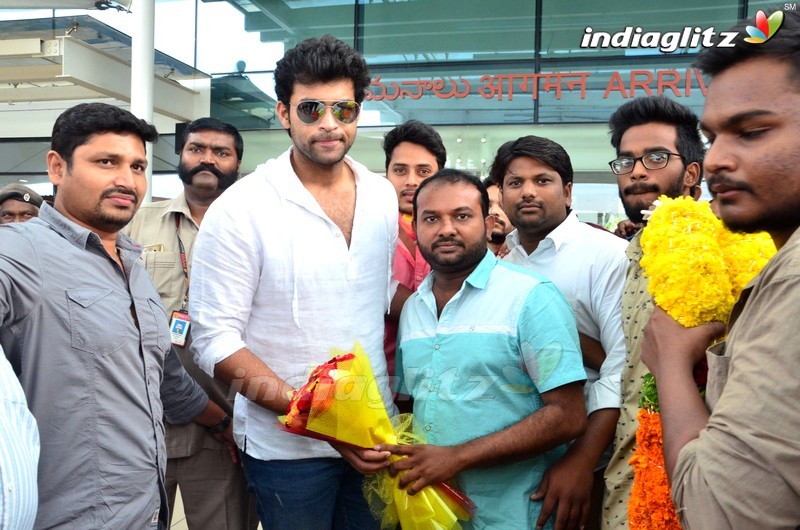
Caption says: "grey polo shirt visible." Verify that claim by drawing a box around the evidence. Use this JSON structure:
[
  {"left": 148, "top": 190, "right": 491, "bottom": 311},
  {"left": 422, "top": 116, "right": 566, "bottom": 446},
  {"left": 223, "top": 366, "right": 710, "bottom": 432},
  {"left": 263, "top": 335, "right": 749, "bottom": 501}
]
[{"left": 0, "top": 203, "right": 207, "bottom": 529}]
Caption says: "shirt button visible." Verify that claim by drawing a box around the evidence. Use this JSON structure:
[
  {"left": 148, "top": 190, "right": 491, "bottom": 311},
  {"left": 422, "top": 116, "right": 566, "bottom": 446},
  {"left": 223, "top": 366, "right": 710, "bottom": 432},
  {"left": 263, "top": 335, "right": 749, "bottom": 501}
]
[
  {"left": 428, "top": 385, "right": 435, "bottom": 392},
  {"left": 434, "top": 344, "right": 440, "bottom": 350},
  {"left": 335, "top": 232, "right": 341, "bottom": 237},
  {"left": 424, "top": 425, "right": 432, "bottom": 432}
]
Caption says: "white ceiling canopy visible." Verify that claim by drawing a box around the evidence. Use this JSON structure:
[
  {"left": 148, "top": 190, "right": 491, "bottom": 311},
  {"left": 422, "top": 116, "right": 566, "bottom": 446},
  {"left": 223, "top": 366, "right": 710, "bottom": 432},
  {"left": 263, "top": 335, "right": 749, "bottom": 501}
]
[
  {"left": 0, "top": 15, "right": 210, "bottom": 138},
  {"left": 0, "top": 1, "right": 132, "bottom": 9}
]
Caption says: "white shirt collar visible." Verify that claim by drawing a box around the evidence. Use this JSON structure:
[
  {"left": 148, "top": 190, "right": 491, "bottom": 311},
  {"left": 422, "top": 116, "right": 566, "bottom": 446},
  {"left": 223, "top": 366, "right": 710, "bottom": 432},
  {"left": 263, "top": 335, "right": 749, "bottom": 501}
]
[{"left": 506, "top": 212, "right": 580, "bottom": 257}]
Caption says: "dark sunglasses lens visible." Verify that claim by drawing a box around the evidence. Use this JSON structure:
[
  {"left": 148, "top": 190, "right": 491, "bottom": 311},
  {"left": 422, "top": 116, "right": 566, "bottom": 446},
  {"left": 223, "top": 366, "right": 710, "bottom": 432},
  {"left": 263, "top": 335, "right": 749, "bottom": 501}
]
[
  {"left": 333, "top": 101, "right": 359, "bottom": 124},
  {"left": 296, "top": 101, "right": 324, "bottom": 123}
]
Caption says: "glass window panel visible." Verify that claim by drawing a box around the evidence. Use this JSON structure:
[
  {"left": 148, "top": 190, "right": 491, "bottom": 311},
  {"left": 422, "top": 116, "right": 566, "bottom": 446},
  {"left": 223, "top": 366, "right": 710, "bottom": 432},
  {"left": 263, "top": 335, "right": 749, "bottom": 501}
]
[
  {"left": 365, "top": 60, "right": 707, "bottom": 126},
  {"left": 540, "top": 0, "right": 739, "bottom": 58},
  {"left": 538, "top": 60, "right": 706, "bottom": 123},
  {"left": 364, "top": 65, "right": 541, "bottom": 126},
  {"left": 360, "top": 0, "right": 535, "bottom": 65},
  {"left": 197, "top": 0, "right": 285, "bottom": 73},
  {"left": 572, "top": 183, "right": 627, "bottom": 227},
  {"left": 154, "top": 0, "right": 196, "bottom": 66},
  {"left": 211, "top": 72, "right": 279, "bottom": 130},
  {"left": 229, "top": 0, "right": 356, "bottom": 56}
]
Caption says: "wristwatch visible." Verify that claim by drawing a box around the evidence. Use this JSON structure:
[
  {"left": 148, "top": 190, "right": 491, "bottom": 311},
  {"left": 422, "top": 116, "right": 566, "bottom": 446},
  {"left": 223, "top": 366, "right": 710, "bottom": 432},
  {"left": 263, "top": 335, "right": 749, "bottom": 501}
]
[{"left": 208, "top": 413, "right": 231, "bottom": 435}]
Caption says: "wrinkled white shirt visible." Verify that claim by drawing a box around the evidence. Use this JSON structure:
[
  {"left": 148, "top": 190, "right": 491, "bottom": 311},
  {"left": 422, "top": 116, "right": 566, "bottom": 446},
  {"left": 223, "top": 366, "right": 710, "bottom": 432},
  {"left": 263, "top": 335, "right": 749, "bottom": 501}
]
[
  {"left": 0, "top": 347, "right": 39, "bottom": 530},
  {"left": 190, "top": 148, "right": 398, "bottom": 461},
  {"left": 504, "top": 213, "right": 627, "bottom": 415}
]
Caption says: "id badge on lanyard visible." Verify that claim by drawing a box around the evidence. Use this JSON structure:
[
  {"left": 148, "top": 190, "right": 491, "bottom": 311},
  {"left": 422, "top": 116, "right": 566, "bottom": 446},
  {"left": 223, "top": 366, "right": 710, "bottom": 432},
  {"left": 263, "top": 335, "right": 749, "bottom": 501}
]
[
  {"left": 170, "top": 310, "right": 191, "bottom": 347},
  {"left": 171, "top": 215, "right": 191, "bottom": 347}
]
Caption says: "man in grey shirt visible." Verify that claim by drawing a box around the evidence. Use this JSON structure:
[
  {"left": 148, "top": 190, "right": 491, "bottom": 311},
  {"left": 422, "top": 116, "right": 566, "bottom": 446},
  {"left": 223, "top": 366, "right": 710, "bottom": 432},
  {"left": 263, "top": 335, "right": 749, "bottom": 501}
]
[{"left": 0, "top": 103, "right": 234, "bottom": 529}]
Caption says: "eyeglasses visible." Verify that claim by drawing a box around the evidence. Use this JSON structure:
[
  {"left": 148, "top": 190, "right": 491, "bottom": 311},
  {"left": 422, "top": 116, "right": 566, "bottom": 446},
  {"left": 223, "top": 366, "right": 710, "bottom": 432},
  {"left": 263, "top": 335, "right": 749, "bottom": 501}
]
[
  {"left": 608, "top": 151, "right": 683, "bottom": 175},
  {"left": 290, "top": 100, "right": 361, "bottom": 125}
]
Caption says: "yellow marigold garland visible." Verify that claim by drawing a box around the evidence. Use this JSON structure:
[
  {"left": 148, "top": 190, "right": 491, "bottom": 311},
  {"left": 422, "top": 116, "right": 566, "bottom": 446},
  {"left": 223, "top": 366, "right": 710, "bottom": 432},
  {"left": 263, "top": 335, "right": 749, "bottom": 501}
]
[
  {"left": 629, "top": 196, "right": 776, "bottom": 529},
  {"left": 640, "top": 196, "right": 775, "bottom": 326},
  {"left": 720, "top": 229, "right": 777, "bottom": 297}
]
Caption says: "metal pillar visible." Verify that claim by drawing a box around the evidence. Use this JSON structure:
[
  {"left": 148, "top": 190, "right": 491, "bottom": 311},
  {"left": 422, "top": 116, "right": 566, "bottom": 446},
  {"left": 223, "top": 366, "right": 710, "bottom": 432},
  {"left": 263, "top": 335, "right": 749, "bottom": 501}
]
[{"left": 131, "top": 0, "right": 155, "bottom": 203}]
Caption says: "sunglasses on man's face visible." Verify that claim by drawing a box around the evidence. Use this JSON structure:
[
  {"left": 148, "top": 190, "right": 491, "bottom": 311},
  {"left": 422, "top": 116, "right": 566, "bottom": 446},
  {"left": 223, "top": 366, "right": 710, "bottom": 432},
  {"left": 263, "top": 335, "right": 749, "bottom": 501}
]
[{"left": 290, "top": 100, "right": 361, "bottom": 125}]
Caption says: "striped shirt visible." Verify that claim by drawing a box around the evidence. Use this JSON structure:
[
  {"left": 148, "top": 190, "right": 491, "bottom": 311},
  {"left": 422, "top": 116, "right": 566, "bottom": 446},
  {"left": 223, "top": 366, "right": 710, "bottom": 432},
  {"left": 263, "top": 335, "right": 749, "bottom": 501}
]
[{"left": 0, "top": 347, "right": 39, "bottom": 530}]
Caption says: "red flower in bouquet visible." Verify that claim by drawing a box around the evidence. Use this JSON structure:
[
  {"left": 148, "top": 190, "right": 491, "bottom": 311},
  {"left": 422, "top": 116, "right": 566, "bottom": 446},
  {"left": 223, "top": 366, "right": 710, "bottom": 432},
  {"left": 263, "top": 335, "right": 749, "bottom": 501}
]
[{"left": 285, "top": 353, "right": 354, "bottom": 431}]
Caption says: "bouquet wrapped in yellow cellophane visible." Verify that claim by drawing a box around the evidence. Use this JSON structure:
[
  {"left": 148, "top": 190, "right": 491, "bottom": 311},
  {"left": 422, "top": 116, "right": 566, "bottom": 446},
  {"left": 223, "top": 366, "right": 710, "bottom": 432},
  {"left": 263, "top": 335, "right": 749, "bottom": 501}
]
[{"left": 279, "top": 341, "right": 475, "bottom": 530}]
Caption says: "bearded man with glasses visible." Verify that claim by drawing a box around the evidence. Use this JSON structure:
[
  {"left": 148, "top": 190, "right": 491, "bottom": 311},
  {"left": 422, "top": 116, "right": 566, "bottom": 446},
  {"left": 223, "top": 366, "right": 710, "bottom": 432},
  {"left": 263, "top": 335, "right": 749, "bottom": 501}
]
[
  {"left": 188, "top": 35, "right": 397, "bottom": 529},
  {"left": 602, "top": 95, "right": 704, "bottom": 530}
]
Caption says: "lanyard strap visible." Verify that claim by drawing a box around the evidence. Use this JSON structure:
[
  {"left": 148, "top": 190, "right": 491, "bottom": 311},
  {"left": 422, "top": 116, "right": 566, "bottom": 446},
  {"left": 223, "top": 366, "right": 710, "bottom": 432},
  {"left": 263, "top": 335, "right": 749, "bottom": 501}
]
[{"left": 175, "top": 215, "right": 190, "bottom": 310}]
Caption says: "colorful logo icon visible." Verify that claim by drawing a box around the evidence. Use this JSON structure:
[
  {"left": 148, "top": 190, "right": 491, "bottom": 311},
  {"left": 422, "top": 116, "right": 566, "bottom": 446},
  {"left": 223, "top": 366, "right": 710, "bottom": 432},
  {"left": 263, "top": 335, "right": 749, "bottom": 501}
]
[{"left": 744, "top": 10, "right": 784, "bottom": 43}]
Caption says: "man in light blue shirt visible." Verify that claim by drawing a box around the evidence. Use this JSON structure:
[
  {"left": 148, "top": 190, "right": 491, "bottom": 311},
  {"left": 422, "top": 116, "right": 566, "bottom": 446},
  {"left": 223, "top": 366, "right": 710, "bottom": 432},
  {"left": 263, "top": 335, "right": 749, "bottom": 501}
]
[{"left": 379, "top": 169, "right": 587, "bottom": 530}]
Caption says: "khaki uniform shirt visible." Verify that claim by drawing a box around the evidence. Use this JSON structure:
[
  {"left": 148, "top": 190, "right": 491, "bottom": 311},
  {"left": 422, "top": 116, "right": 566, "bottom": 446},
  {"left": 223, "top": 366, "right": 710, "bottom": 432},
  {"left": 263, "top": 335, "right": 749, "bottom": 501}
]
[
  {"left": 672, "top": 228, "right": 800, "bottom": 529},
  {"left": 603, "top": 231, "right": 654, "bottom": 529},
  {"left": 124, "top": 193, "right": 233, "bottom": 458}
]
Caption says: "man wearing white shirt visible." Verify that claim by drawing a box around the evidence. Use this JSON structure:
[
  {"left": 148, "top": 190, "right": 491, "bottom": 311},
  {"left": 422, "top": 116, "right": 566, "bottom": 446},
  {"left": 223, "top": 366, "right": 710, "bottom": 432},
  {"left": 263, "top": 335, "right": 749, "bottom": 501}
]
[
  {"left": 0, "top": 345, "right": 39, "bottom": 530},
  {"left": 189, "top": 35, "right": 397, "bottom": 529},
  {"left": 495, "top": 135, "right": 627, "bottom": 530}
]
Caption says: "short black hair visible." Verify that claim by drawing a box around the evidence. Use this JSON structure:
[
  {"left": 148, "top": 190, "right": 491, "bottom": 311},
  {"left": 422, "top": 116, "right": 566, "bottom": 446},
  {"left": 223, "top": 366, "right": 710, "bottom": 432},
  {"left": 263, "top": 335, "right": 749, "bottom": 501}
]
[
  {"left": 608, "top": 95, "right": 705, "bottom": 182},
  {"left": 383, "top": 120, "right": 447, "bottom": 171},
  {"left": 482, "top": 175, "right": 501, "bottom": 189},
  {"left": 489, "top": 135, "right": 574, "bottom": 187},
  {"left": 274, "top": 34, "right": 371, "bottom": 105},
  {"left": 695, "top": 8, "right": 800, "bottom": 86},
  {"left": 178, "top": 117, "right": 244, "bottom": 161},
  {"left": 51, "top": 103, "right": 158, "bottom": 166},
  {"left": 412, "top": 168, "right": 489, "bottom": 222}
]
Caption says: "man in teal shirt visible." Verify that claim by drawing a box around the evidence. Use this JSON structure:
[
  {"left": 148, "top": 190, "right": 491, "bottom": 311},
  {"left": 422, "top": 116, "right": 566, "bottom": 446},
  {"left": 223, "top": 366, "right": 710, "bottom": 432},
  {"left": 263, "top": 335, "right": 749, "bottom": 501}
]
[{"left": 379, "top": 169, "right": 587, "bottom": 529}]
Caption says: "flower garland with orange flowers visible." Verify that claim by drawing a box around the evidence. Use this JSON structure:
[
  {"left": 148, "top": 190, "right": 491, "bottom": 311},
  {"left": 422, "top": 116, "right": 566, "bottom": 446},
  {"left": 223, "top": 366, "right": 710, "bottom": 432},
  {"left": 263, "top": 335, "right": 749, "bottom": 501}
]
[{"left": 628, "top": 196, "right": 776, "bottom": 530}]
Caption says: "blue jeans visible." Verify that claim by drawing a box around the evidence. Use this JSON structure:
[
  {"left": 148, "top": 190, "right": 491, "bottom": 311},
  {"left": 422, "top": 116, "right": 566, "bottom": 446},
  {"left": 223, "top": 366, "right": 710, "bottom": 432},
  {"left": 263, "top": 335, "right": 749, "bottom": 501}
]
[{"left": 241, "top": 454, "right": 380, "bottom": 530}]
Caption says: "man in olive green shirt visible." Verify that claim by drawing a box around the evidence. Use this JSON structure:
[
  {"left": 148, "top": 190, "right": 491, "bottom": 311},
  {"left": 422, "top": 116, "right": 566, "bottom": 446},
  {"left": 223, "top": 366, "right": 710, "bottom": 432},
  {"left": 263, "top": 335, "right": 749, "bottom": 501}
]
[{"left": 602, "top": 95, "right": 704, "bottom": 529}]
